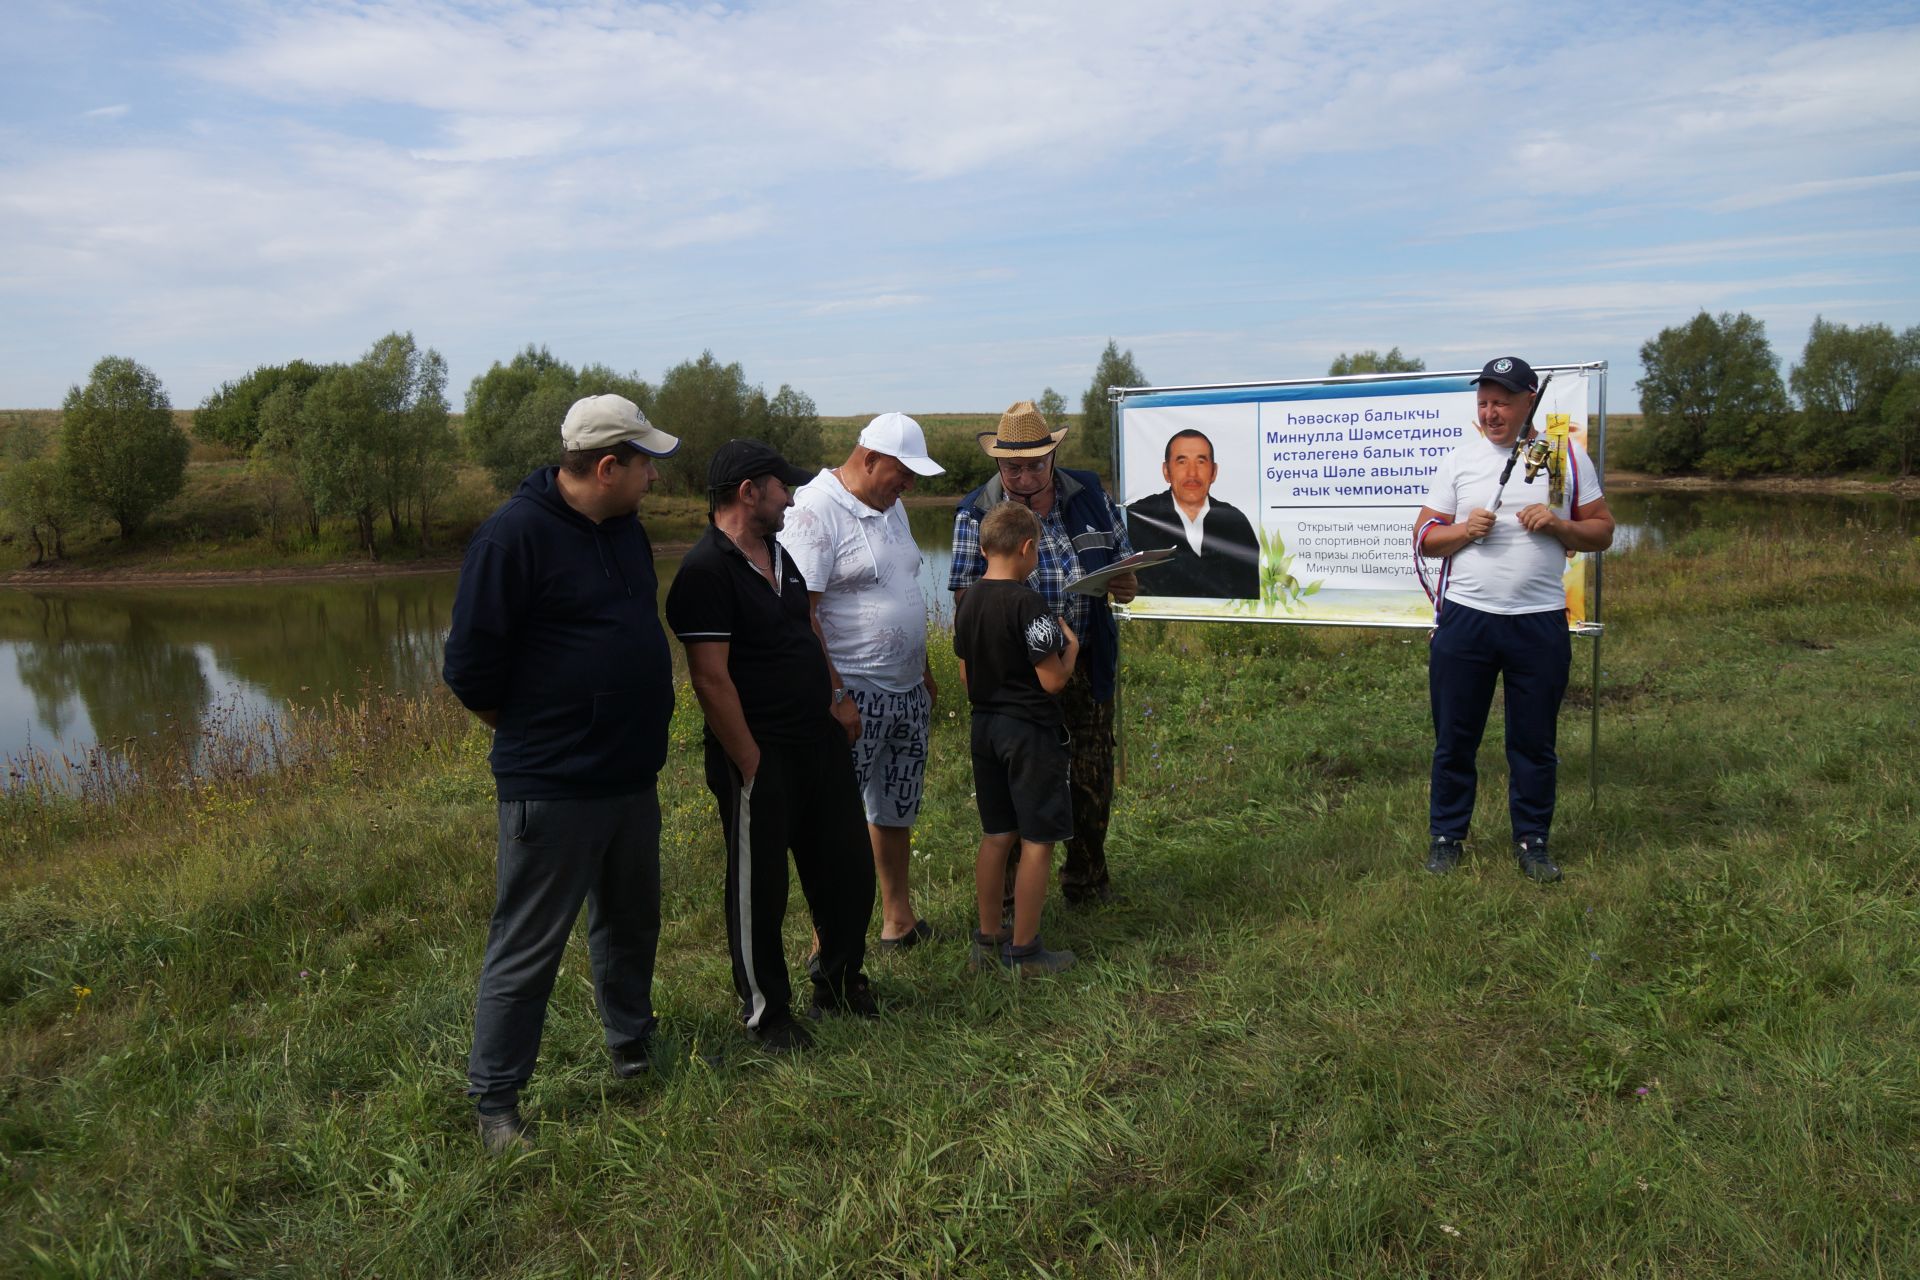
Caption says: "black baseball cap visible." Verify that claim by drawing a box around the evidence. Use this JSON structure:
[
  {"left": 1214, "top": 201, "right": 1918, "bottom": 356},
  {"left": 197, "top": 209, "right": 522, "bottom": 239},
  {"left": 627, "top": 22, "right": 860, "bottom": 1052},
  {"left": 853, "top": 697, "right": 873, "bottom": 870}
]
[
  {"left": 1472, "top": 356, "right": 1538, "bottom": 393},
  {"left": 706, "top": 438, "right": 813, "bottom": 493}
]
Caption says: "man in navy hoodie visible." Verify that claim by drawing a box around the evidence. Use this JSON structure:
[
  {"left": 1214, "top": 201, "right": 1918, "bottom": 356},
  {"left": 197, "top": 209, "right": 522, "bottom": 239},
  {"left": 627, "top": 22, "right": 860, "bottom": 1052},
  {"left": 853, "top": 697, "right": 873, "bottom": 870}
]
[{"left": 442, "top": 393, "right": 680, "bottom": 1154}]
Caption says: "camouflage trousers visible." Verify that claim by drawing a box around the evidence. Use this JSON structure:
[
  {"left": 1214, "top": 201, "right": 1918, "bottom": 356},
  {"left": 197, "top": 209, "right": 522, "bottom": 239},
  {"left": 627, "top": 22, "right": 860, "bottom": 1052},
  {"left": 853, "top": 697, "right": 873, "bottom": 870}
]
[{"left": 1005, "top": 663, "right": 1116, "bottom": 903}]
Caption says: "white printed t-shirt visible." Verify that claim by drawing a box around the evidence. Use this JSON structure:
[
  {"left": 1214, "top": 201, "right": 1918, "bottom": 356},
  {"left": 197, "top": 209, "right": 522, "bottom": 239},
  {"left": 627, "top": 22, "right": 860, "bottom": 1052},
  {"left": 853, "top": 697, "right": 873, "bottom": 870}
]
[
  {"left": 779, "top": 468, "right": 928, "bottom": 691},
  {"left": 1422, "top": 432, "right": 1601, "bottom": 615}
]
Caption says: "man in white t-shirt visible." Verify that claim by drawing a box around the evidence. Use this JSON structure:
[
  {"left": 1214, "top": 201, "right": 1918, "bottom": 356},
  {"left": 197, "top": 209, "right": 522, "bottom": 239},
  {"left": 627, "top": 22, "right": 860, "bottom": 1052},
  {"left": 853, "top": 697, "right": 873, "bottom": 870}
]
[
  {"left": 780, "top": 413, "right": 945, "bottom": 948},
  {"left": 1413, "top": 357, "right": 1614, "bottom": 882}
]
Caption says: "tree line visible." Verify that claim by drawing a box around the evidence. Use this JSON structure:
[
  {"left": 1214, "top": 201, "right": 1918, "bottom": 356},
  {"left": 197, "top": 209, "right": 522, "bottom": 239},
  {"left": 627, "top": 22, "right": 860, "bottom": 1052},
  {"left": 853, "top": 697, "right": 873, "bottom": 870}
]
[
  {"left": 1626, "top": 313, "right": 1920, "bottom": 477},
  {"left": 1, "top": 336, "right": 1164, "bottom": 563},
  {"left": 9, "top": 316, "right": 1903, "bottom": 567}
]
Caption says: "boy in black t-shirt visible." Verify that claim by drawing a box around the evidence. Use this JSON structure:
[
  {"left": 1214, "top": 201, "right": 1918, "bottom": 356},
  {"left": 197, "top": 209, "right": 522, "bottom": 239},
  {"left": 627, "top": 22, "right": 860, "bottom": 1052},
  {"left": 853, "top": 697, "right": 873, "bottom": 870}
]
[{"left": 952, "top": 502, "right": 1081, "bottom": 975}]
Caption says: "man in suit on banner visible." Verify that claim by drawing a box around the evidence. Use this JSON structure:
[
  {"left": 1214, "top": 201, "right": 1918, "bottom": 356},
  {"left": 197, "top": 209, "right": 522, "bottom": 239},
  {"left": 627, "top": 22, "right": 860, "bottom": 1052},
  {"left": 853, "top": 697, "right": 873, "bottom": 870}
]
[{"left": 1125, "top": 429, "right": 1260, "bottom": 599}]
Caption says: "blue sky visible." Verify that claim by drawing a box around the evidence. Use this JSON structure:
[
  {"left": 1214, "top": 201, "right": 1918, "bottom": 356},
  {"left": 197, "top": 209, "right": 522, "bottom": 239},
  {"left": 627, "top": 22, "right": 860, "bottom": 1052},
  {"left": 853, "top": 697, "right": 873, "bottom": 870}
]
[{"left": 2, "top": 1, "right": 1916, "bottom": 415}]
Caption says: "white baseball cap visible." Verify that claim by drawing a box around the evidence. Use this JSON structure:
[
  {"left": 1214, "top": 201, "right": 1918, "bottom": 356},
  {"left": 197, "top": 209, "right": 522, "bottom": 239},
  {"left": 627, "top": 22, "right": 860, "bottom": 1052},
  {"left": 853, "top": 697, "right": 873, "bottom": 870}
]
[
  {"left": 560, "top": 394, "right": 681, "bottom": 456},
  {"left": 858, "top": 411, "right": 944, "bottom": 476}
]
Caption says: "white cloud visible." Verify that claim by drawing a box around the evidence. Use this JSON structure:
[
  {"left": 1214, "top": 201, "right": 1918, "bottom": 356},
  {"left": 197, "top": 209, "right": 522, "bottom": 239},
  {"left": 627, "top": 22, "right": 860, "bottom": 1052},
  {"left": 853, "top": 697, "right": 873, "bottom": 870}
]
[
  {"left": 3, "top": 2, "right": 1917, "bottom": 409},
  {"left": 1712, "top": 169, "right": 1920, "bottom": 213},
  {"left": 805, "top": 293, "right": 927, "bottom": 317},
  {"left": 82, "top": 104, "right": 129, "bottom": 119}
]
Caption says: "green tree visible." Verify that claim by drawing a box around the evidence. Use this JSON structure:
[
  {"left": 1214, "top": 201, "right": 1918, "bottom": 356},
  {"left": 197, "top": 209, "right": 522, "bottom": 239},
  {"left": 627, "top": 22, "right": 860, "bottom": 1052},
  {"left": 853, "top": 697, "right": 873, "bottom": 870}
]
[
  {"left": 1879, "top": 369, "right": 1920, "bottom": 477},
  {"left": 1080, "top": 340, "right": 1146, "bottom": 474},
  {"left": 252, "top": 378, "right": 327, "bottom": 541},
  {"left": 652, "top": 352, "right": 763, "bottom": 493},
  {"left": 59, "top": 355, "right": 190, "bottom": 538},
  {"left": 297, "top": 362, "right": 383, "bottom": 555},
  {"left": 1634, "top": 312, "right": 1788, "bottom": 475},
  {"left": 1, "top": 459, "right": 77, "bottom": 564},
  {"left": 1037, "top": 387, "right": 1068, "bottom": 433},
  {"left": 463, "top": 346, "right": 652, "bottom": 493},
  {"left": 761, "top": 385, "right": 823, "bottom": 470},
  {"left": 358, "top": 332, "right": 454, "bottom": 545},
  {"left": 290, "top": 334, "right": 454, "bottom": 556},
  {"left": 195, "top": 360, "right": 323, "bottom": 453},
  {"left": 1789, "top": 318, "right": 1916, "bottom": 471},
  {"left": 1328, "top": 348, "right": 1425, "bottom": 376}
]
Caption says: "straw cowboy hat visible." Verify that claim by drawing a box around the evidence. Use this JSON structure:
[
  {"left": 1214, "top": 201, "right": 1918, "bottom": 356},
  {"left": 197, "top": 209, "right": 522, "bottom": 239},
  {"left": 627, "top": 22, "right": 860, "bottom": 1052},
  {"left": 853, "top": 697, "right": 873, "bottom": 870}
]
[{"left": 977, "top": 400, "right": 1069, "bottom": 459}]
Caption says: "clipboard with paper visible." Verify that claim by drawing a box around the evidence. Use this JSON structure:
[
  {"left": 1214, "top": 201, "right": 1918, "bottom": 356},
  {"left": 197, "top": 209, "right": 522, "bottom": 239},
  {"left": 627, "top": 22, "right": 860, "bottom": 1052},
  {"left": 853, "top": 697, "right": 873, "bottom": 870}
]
[{"left": 1067, "top": 546, "right": 1178, "bottom": 597}]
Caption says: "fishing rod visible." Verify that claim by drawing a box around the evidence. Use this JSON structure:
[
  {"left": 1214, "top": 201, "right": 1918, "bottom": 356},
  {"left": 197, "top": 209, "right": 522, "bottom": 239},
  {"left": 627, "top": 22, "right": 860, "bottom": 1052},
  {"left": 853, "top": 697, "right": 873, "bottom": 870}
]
[{"left": 1487, "top": 371, "right": 1553, "bottom": 517}]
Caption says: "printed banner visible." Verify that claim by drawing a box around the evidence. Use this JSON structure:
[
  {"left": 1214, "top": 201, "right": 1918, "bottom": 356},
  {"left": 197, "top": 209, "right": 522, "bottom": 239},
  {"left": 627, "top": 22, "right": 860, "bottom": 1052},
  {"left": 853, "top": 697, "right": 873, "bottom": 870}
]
[{"left": 1115, "top": 372, "right": 1597, "bottom": 628}]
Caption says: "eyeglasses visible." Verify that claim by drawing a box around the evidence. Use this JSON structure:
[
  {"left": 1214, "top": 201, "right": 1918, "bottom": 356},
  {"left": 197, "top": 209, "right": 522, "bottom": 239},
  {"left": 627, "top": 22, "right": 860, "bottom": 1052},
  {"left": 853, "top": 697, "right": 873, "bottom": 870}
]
[{"left": 998, "top": 459, "right": 1052, "bottom": 476}]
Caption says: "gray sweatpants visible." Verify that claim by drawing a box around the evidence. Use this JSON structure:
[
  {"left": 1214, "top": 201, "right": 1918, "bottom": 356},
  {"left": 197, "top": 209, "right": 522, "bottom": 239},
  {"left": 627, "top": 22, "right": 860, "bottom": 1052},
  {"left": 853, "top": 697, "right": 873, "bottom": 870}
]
[{"left": 468, "top": 787, "right": 662, "bottom": 1110}]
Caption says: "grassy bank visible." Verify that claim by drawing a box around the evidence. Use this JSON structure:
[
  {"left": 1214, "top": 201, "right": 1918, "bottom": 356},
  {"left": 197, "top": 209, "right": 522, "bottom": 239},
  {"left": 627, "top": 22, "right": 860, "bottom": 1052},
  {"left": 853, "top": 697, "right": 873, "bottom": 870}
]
[{"left": 2, "top": 521, "right": 1918, "bottom": 1275}]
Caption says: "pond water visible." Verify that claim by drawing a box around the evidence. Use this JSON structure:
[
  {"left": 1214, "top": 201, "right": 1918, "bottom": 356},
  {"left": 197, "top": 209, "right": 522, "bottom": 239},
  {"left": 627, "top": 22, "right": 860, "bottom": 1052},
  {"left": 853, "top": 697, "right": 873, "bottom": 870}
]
[{"left": 1, "top": 492, "right": 1909, "bottom": 765}]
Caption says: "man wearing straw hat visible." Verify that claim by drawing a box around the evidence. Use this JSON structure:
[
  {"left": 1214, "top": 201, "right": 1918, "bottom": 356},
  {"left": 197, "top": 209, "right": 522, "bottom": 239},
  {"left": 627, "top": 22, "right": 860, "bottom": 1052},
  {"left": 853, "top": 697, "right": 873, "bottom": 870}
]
[{"left": 949, "top": 401, "right": 1139, "bottom": 907}]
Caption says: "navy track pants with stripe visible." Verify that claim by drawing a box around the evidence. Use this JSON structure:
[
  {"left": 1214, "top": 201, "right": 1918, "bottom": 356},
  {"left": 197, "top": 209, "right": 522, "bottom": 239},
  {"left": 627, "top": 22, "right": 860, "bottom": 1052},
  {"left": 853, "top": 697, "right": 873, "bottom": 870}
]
[{"left": 703, "top": 726, "right": 873, "bottom": 1027}]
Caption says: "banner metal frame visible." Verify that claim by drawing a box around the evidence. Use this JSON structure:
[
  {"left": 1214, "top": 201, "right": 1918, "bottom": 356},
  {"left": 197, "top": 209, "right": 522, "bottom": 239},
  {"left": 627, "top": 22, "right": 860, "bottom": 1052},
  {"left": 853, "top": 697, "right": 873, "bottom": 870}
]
[{"left": 1105, "top": 362, "right": 1610, "bottom": 804}]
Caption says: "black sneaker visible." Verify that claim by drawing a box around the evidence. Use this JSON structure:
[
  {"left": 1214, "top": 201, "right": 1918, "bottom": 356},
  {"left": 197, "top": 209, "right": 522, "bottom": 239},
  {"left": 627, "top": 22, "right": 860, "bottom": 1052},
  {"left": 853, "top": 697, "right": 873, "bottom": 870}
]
[
  {"left": 1425, "top": 835, "right": 1464, "bottom": 875},
  {"left": 746, "top": 1012, "right": 814, "bottom": 1054},
  {"left": 809, "top": 972, "right": 882, "bottom": 1020},
  {"left": 1000, "top": 935, "right": 1077, "bottom": 976},
  {"left": 610, "top": 1020, "right": 658, "bottom": 1078},
  {"left": 476, "top": 1107, "right": 533, "bottom": 1155},
  {"left": 1515, "top": 838, "right": 1562, "bottom": 883},
  {"left": 876, "top": 919, "right": 935, "bottom": 952}
]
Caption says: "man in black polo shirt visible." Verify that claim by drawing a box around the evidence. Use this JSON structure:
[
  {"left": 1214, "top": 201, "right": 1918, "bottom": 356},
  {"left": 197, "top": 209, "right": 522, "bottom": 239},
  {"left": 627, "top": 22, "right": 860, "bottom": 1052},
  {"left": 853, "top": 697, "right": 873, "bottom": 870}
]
[{"left": 665, "top": 439, "right": 878, "bottom": 1052}]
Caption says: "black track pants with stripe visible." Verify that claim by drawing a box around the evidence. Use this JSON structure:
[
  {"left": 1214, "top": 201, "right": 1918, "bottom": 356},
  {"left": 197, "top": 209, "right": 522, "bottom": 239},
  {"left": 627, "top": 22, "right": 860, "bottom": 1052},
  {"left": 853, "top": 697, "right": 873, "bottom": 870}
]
[{"left": 703, "top": 726, "right": 873, "bottom": 1027}]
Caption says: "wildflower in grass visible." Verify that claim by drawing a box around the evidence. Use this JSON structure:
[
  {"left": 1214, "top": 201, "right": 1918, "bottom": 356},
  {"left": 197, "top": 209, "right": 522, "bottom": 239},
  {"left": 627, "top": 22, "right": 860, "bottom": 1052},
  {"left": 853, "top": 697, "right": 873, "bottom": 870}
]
[
  {"left": 1635, "top": 1086, "right": 1649, "bottom": 1096},
  {"left": 1440, "top": 1224, "right": 1461, "bottom": 1237},
  {"left": 71, "top": 984, "right": 92, "bottom": 1004}
]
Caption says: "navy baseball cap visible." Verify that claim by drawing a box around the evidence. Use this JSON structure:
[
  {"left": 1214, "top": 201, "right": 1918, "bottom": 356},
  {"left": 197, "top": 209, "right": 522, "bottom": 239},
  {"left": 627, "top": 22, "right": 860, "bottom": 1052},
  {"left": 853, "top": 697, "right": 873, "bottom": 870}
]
[
  {"left": 1472, "top": 356, "right": 1538, "bottom": 393},
  {"left": 706, "top": 438, "right": 813, "bottom": 493}
]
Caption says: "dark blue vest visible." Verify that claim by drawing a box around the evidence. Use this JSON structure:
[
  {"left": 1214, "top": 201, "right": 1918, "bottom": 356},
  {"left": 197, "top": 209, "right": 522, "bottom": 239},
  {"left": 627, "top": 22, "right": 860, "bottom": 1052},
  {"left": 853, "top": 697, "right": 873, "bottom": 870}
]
[{"left": 959, "top": 466, "right": 1122, "bottom": 702}]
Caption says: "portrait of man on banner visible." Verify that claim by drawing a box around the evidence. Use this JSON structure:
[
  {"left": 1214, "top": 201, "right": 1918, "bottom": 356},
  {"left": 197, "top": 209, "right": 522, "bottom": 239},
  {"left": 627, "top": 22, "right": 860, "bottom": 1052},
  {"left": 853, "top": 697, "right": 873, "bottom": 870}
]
[{"left": 1124, "top": 428, "right": 1260, "bottom": 599}]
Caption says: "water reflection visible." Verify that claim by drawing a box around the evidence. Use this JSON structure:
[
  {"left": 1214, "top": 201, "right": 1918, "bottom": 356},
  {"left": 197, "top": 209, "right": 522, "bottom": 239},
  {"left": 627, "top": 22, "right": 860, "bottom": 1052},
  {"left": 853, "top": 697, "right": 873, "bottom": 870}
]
[
  {"left": 0, "top": 578, "right": 456, "bottom": 762},
  {"left": 0, "top": 490, "right": 1904, "bottom": 762},
  {"left": 1609, "top": 489, "right": 1914, "bottom": 552}
]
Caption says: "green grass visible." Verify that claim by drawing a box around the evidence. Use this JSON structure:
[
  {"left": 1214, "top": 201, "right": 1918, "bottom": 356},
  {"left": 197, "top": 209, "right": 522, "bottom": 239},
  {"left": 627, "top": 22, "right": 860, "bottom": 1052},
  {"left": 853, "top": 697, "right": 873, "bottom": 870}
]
[{"left": 2, "top": 525, "right": 1918, "bottom": 1275}]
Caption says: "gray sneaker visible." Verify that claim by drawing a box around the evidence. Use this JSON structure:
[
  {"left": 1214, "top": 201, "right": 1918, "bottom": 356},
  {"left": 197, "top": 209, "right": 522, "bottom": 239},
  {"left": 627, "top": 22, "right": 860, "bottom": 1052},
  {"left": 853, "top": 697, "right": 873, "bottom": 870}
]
[
  {"left": 476, "top": 1107, "right": 533, "bottom": 1155},
  {"left": 1515, "top": 838, "right": 1563, "bottom": 883},
  {"left": 1000, "top": 935, "right": 1077, "bottom": 976}
]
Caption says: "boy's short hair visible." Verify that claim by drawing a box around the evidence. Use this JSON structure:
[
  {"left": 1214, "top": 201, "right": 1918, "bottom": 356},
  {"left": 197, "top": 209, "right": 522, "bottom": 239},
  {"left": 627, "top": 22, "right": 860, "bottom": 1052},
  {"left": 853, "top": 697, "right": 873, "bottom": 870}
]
[{"left": 979, "top": 501, "right": 1040, "bottom": 557}]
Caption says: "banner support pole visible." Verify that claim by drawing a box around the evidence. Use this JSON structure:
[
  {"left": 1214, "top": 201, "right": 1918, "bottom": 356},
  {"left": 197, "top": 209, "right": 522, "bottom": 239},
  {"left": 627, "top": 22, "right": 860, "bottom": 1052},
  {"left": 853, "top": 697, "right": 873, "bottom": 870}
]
[
  {"left": 1111, "top": 386, "right": 1128, "bottom": 785},
  {"left": 1590, "top": 362, "right": 1608, "bottom": 808}
]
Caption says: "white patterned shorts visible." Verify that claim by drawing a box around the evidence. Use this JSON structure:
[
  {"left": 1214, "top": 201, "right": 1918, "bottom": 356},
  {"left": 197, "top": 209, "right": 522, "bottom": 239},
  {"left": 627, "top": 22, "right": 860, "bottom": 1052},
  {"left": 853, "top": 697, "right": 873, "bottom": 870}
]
[{"left": 844, "top": 678, "right": 932, "bottom": 827}]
